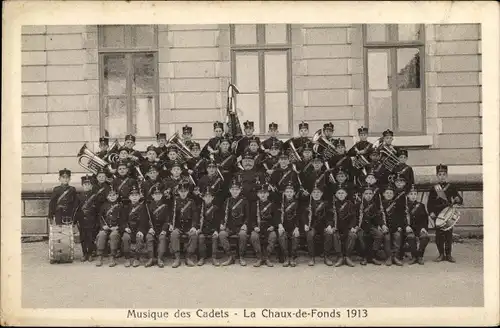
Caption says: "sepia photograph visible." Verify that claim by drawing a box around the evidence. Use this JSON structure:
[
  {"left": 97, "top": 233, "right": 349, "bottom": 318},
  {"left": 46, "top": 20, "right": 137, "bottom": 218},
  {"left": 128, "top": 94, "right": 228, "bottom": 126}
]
[{"left": 2, "top": 1, "right": 499, "bottom": 326}]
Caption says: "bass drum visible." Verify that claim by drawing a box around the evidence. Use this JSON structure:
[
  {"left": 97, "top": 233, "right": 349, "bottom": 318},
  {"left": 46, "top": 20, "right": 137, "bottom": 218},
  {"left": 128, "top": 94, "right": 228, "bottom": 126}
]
[
  {"left": 435, "top": 206, "right": 461, "bottom": 232},
  {"left": 48, "top": 221, "right": 75, "bottom": 264}
]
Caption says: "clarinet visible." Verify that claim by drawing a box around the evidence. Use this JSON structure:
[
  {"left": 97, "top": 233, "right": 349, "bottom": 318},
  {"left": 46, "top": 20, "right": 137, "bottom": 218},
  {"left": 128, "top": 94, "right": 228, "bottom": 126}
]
[
  {"left": 171, "top": 197, "right": 177, "bottom": 230},
  {"left": 199, "top": 202, "right": 205, "bottom": 232},
  {"left": 308, "top": 195, "right": 313, "bottom": 228},
  {"left": 358, "top": 199, "right": 364, "bottom": 228},
  {"left": 405, "top": 197, "right": 411, "bottom": 227},
  {"left": 223, "top": 199, "right": 230, "bottom": 228},
  {"left": 257, "top": 200, "right": 261, "bottom": 230}
]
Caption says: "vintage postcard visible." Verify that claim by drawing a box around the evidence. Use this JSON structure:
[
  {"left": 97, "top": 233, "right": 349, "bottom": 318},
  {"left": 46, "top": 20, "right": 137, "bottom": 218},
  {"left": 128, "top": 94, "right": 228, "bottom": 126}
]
[{"left": 2, "top": 0, "right": 499, "bottom": 326}]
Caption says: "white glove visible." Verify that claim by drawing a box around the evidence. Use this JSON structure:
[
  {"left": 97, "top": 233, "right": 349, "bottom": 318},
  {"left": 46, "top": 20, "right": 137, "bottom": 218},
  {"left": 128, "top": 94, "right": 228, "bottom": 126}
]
[
  {"left": 103, "top": 225, "right": 109, "bottom": 231},
  {"left": 125, "top": 227, "right": 131, "bottom": 234},
  {"left": 241, "top": 224, "right": 247, "bottom": 231},
  {"left": 160, "top": 230, "right": 167, "bottom": 236},
  {"left": 304, "top": 224, "right": 310, "bottom": 232},
  {"left": 148, "top": 228, "right": 155, "bottom": 235}
]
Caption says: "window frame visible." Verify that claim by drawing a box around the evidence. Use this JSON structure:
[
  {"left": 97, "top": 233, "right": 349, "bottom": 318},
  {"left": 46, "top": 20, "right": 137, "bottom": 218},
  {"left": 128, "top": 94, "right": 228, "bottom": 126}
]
[
  {"left": 97, "top": 25, "right": 160, "bottom": 139},
  {"left": 230, "top": 24, "right": 293, "bottom": 136},
  {"left": 362, "top": 24, "right": 426, "bottom": 136}
]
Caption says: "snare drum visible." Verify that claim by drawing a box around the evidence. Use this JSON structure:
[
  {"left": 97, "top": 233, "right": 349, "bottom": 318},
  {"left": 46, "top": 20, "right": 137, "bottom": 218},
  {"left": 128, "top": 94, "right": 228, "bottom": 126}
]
[
  {"left": 48, "top": 220, "right": 75, "bottom": 264},
  {"left": 435, "top": 206, "right": 461, "bottom": 231}
]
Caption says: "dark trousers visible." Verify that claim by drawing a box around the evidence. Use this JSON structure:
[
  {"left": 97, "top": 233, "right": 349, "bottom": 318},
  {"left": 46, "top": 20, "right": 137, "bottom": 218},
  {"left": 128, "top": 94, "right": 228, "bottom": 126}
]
[
  {"left": 78, "top": 225, "right": 95, "bottom": 257},
  {"left": 96, "top": 229, "right": 121, "bottom": 256},
  {"left": 435, "top": 228, "right": 453, "bottom": 256},
  {"left": 389, "top": 231, "right": 403, "bottom": 258},
  {"left": 356, "top": 227, "right": 390, "bottom": 259},
  {"left": 250, "top": 230, "right": 277, "bottom": 259},
  {"left": 145, "top": 233, "right": 168, "bottom": 260},
  {"left": 170, "top": 229, "right": 197, "bottom": 256},
  {"left": 278, "top": 231, "right": 299, "bottom": 259},
  {"left": 306, "top": 228, "right": 333, "bottom": 257},
  {"left": 219, "top": 230, "right": 248, "bottom": 257},
  {"left": 407, "top": 230, "right": 430, "bottom": 258},
  {"left": 198, "top": 233, "right": 218, "bottom": 259},
  {"left": 122, "top": 231, "right": 145, "bottom": 259},
  {"left": 333, "top": 230, "right": 357, "bottom": 257}
]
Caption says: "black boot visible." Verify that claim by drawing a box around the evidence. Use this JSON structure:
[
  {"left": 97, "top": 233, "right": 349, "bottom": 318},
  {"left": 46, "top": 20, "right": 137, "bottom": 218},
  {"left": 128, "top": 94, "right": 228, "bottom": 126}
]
[{"left": 172, "top": 253, "right": 181, "bottom": 268}]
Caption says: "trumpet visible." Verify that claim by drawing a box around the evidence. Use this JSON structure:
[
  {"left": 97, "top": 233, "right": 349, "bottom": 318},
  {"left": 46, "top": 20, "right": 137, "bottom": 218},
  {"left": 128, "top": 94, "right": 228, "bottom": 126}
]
[
  {"left": 312, "top": 129, "right": 339, "bottom": 159},
  {"left": 77, "top": 143, "right": 110, "bottom": 175}
]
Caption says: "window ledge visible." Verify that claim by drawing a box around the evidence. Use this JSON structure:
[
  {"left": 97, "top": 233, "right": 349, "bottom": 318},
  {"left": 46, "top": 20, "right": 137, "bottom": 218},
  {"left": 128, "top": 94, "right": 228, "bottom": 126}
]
[{"left": 366, "top": 135, "right": 433, "bottom": 148}]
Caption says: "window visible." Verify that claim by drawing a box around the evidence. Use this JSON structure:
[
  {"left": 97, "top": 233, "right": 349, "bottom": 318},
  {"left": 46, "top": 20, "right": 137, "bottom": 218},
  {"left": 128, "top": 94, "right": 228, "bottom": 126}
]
[
  {"left": 98, "top": 25, "right": 159, "bottom": 138},
  {"left": 230, "top": 24, "right": 292, "bottom": 135},
  {"left": 363, "top": 24, "right": 425, "bottom": 135}
]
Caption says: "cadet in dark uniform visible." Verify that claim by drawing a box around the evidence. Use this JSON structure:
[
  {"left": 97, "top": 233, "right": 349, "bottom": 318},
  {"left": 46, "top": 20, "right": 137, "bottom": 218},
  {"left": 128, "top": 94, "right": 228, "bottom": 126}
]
[
  {"left": 201, "top": 121, "right": 225, "bottom": 160},
  {"left": 329, "top": 139, "right": 354, "bottom": 182},
  {"left": 95, "top": 187, "right": 122, "bottom": 267},
  {"left": 427, "top": 164, "right": 463, "bottom": 263},
  {"left": 302, "top": 155, "right": 328, "bottom": 195},
  {"left": 215, "top": 136, "right": 238, "bottom": 184},
  {"left": 261, "top": 122, "right": 283, "bottom": 153},
  {"left": 123, "top": 134, "right": 144, "bottom": 163},
  {"left": 331, "top": 168, "right": 356, "bottom": 202},
  {"left": 219, "top": 180, "right": 250, "bottom": 266},
  {"left": 48, "top": 168, "right": 79, "bottom": 225},
  {"left": 356, "top": 186, "right": 386, "bottom": 266},
  {"left": 93, "top": 167, "right": 111, "bottom": 208},
  {"left": 278, "top": 182, "right": 301, "bottom": 267},
  {"left": 76, "top": 175, "right": 99, "bottom": 262},
  {"left": 406, "top": 184, "right": 430, "bottom": 265},
  {"left": 197, "top": 189, "right": 221, "bottom": 266},
  {"left": 186, "top": 142, "right": 207, "bottom": 185},
  {"left": 295, "top": 141, "right": 314, "bottom": 174},
  {"left": 141, "top": 165, "right": 165, "bottom": 202},
  {"left": 76, "top": 175, "right": 98, "bottom": 262},
  {"left": 270, "top": 152, "right": 299, "bottom": 196},
  {"left": 121, "top": 185, "right": 149, "bottom": 268},
  {"left": 394, "top": 149, "right": 415, "bottom": 191},
  {"left": 182, "top": 125, "right": 194, "bottom": 150},
  {"left": 302, "top": 184, "right": 334, "bottom": 266},
  {"left": 140, "top": 145, "right": 160, "bottom": 176},
  {"left": 331, "top": 187, "right": 357, "bottom": 267},
  {"left": 169, "top": 182, "right": 199, "bottom": 268},
  {"left": 96, "top": 136, "right": 110, "bottom": 159},
  {"left": 251, "top": 183, "right": 279, "bottom": 267},
  {"left": 347, "top": 126, "right": 373, "bottom": 162},
  {"left": 197, "top": 160, "right": 225, "bottom": 208},
  {"left": 112, "top": 160, "right": 137, "bottom": 205},
  {"left": 160, "top": 146, "right": 181, "bottom": 177},
  {"left": 155, "top": 133, "right": 169, "bottom": 161},
  {"left": 236, "top": 120, "right": 261, "bottom": 156},
  {"left": 313, "top": 122, "right": 335, "bottom": 157},
  {"left": 146, "top": 186, "right": 169, "bottom": 268},
  {"left": 284, "top": 121, "right": 311, "bottom": 154},
  {"left": 234, "top": 152, "right": 266, "bottom": 206},
  {"left": 380, "top": 184, "right": 405, "bottom": 266},
  {"left": 162, "top": 160, "right": 186, "bottom": 201},
  {"left": 365, "top": 150, "right": 390, "bottom": 188}
]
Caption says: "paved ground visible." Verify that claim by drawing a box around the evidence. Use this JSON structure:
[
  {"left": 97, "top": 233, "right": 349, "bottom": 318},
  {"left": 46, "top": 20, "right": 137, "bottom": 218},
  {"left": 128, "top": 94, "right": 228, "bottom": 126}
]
[{"left": 22, "top": 240, "right": 483, "bottom": 308}]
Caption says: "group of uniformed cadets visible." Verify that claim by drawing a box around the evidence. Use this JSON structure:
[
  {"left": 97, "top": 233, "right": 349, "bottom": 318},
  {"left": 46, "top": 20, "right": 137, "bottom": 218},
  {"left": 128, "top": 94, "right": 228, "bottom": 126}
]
[{"left": 50, "top": 120, "right": 464, "bottom": 269}]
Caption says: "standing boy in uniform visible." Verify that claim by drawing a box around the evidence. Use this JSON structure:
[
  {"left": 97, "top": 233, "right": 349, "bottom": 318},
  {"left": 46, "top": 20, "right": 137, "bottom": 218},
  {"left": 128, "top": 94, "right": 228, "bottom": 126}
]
[
  {"left": 261, "top": 122, "right": 283, "bottom": 153},
  {"left": 406, "top": 184, "right": 430, "bottom": 265},
  {"left": 332, "top": 187, "right": 357, "bottom": 267},
  {"left": 278, "top": 182, "right": 301, "bottom": 267},
  {"left": 147, "top": 186, "right": 169, "bottom": 268},
  {"left": 427, "top": 164, "right": 463, "bottom": 263},
  {"left": 48, "top": 168, "right": 79, "bottom": 225},
  {"left": 197, "top": 189, "right": 221, "bottom": 266},
  {"left": 76, "top": 175, "right": 99, "bottom": 262}
]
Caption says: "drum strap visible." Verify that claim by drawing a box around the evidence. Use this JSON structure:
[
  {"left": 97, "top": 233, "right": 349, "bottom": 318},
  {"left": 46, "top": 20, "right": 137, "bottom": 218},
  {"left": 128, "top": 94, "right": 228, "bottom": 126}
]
[
  {"left": 315, "top": 202, "right": 325, "bottom": 215},
  {"left": 232, "top": 198, "right": 244, "bottom": 211},
  {"left": 335, "top": 156, "right": 347, "bottom": 167},
  {"left": 260, "top": 203, "right": 272, "bottom": 216},
  {"left": 57, "top": 188, "right": 71, "bottom": 206},
  {"left": 338, "top": 202, "right": 348, "bottom": 214},
  {"left": 315, "top": 172, "right": 325, "bottom": 186},
  {"left": 205, "top": 205, "right": 215, "bottom": 217},
  {"left": 82, "top": 193, "right": 97, "bottom": 211},
  {"left": 285, "top": 201, "right": 296, "bottom": 213},
  {"left": 118, "top": 178, "right": 130, "bottom": 193},
  {"left": 278, "top": 170, "right": 292, "bottom": 186},
  {"left": 410, "top": 203, "right": 420, "bottom": 217},
  {"left": 129, "top": 204, "right": 141, "bottom": 217},
  {"left": 106, "top": 204, "right": 119, "bottom": 217},
  {"left": 434, "top": 184, "right": 450, "bottom": 202},
  {"left": 180, "top": 201, "right": 192, "bottom": 215},
  {"left": 363, "top": 203, "right": 374, "bottom": 215},
  {"left": 220, "top": 154, "right": 233, "bottom": 167},
  {"left": 153, "top": 204, "right": 166, "bottom": 217}
]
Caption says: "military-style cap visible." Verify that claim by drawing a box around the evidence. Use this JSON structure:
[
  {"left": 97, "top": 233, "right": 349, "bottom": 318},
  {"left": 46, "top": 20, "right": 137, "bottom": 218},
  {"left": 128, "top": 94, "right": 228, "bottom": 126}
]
[
  {"left": 95, "top": 167, "right": 107, "bottom": 175},
  {"left": 382, "top": 129, "right": 394, "bottom": 137},
  {"left": 270, "top": 141, "right": 281, "bottom": 150},
  {"left": 335, "top": 139, "right": 346, "bottom": 147},
  {"left": 248, "top": 136, "right": 259, "bottom": 145},
  {"left": 99, "top": 136, "right": 109, "bottom": 145},
  {"left": 398, "top": 149, "right": 408, "bottom": 157},
  {"left": 409, "top": 184, "right": 418, "bottom": 193},
  {"left": 365, "top": 168, "right": 376, "bottom": 177},
  {"left": 118, "top": 146, "right": 129, "bottom": 153},
  {"left": 230, "top": 179, "right": 241, "bottom": 189},
  {"left": 279, "top": 151, "right": 289, "bottom": 159},
  {"left": 335, "top": 186, "right": 348, "bottom": 193},
  {"left": 335, "top": 167, "right": 348, "bottom": 176},
  {"left": 207, "top": 160, "right": 217, "bottom": 167},
  {"left": 167, "top": 145, "right": 179, "bottom": 153},
  {"left": 59, "top": 168, "right": 71, "bottom": 177},
  {"left": 268, "top": 122, "right": 278, "bottom": 130},
  {"left": 299, "top": 121, "right": 309, "bottom": 130},
  {"left": 436, "top": 164, "right": 448, "bottom": 174},
  {"left": 178, "top": 181, "right": 190, "bottom": 191},
  {"left": 81, "top": 174, "right": 92, "bottom": 184},
  {"left": 146, "top": 145, "right": 157, "bottom": 153},
  {"left": 202, "top": 188, "right": 216, "bottom": 196},
  {"left": 383, "top": 184, "right": 395, "bottom": 192},
  {"left": 152, "top": 185, "right": 163, "bottom": 194},
  {"left": 243, "top": 120, "right": 254, "bottom": 129},
  {"left": 213, "top": 121, "right": 224, "bottom": 130},
  {"left": 302, "top": 142, "right": 313, "bottom": 152},
  {"left": 117, "top": 160, "right": 129, "bottom": 168},
  {"left": 125, "top": 134, "right": 136, "bottom": 142},
  {"left": 357, "top": 126, "right": 369, "bottom": 134},
  {"left": 107, "top": 187, "right": 118, "bottom": 196},
  {"left": 148, "top": 164, "right": 159, "bottom": 173},
  {"left": 284, "top": 180, "right": 295, "bottom": 191},
  {"left": 170, "top": 160, "right": 182, "bottom": 169},
  {"left": 363, "top": 185, "right": 375, "bottom": 192},
  {"left": 312, "top": 154, "right": 323, "bottom": 162},
  {"left": 190, "top": 142, "right": 201, "bottom": 151},
  {"left": 257, "top": 183, "right": 271, "bottom": 193},
  {"left": 312, "top": 183, "right": 323, "bottom": 192},
  {"left": 242, "top": 152, "right": 255, "bottom": 160},
  {"left": 395, "top": 173, "right": 406, "bottom": 182},
  {"left": 129, "top": 185, "right": 140, "bottom": 195},
  {"left": 323, "top": 122, "right": 334, "bottom": 131},
  {"left": 220, "top": 136, "right": 231, "bottom": 144},
  {"left": 156, "top": 132, "right": 167, "bottom": 140},
  {"left": 182, "top": 125, "right": 192, "bottom": 134}
]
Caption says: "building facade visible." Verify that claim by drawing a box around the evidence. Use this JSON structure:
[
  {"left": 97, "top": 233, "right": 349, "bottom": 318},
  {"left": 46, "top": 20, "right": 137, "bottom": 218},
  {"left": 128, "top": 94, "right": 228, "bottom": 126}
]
[{"left": 21, "top": 24, "right": 483, "bottom": 236}]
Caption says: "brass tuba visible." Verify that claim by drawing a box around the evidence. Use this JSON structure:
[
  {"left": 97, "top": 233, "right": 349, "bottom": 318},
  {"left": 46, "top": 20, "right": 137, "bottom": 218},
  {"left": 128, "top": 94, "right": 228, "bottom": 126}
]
[
  {"left": 77, "top": 143, "right": 110, "bottom": 175},
  {"left": 284, "top": 139, "right": 302, "bottom": 163},
  {"left": 103, "top": 139, "right": 120, "bottom": 164},
  {"left": 167, "top": 132, "right": 194, "bottom": 162},
  {"left": 312, "top": 129, "right": 339, "bottom": 159},
  {"left": 372, "top": 137, "right": 400, "bottom": 173}
]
